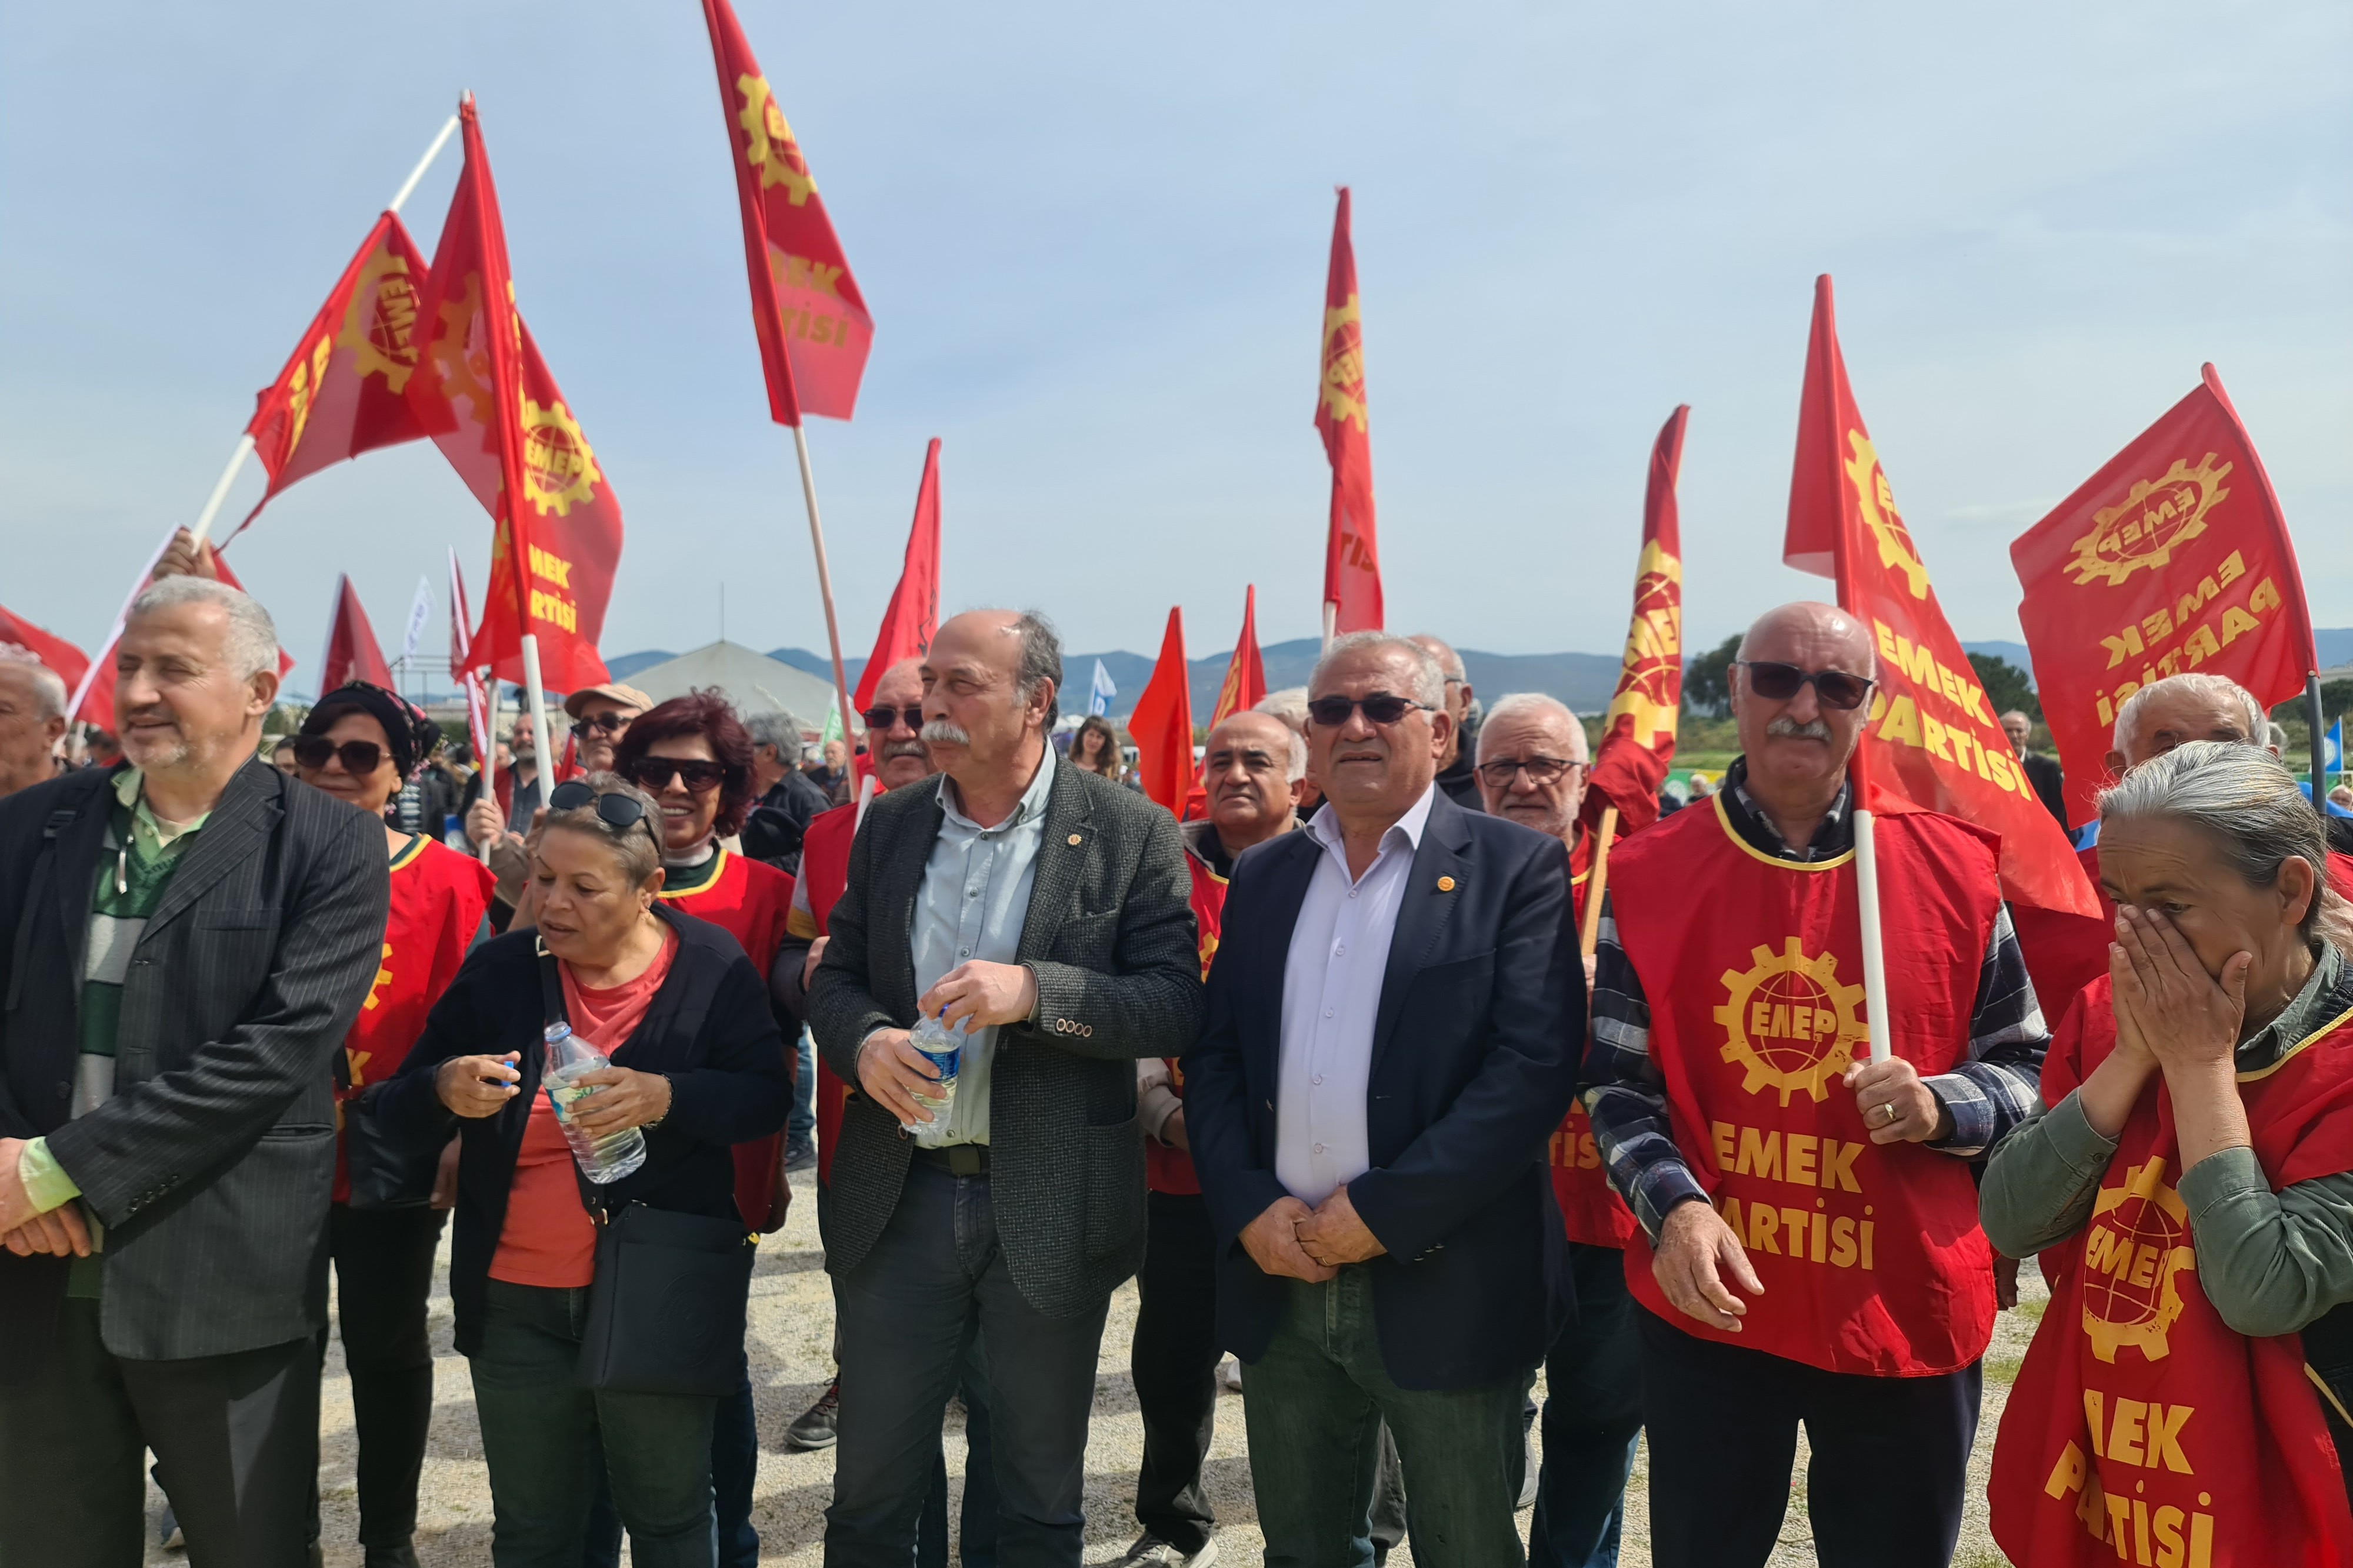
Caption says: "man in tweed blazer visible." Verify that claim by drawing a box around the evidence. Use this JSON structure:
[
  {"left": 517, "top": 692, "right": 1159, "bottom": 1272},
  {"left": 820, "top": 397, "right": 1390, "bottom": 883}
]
[
  {"left": 809, "top": 609, "right": 1203, "bottom": 1566},
  {"left": 0, "top": 577, "right": 389, "bottom": 1568}
]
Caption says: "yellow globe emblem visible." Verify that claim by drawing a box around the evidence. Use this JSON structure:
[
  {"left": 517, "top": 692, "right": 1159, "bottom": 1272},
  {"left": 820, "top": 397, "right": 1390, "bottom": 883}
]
[
  {"left": 520, "top": 396, "right": 602, "bottom": 518},
  {"left": 1712, "top": 938, "right": 1869, "bottom": 1105},
  {"left": 2080, "top": 1157, "right": 2197, "bottom": 1363}
]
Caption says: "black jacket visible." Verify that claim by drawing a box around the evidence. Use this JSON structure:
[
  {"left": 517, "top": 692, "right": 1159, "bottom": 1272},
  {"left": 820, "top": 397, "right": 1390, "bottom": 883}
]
[
  {"left": 1185, "top": 789, "right": 1583, "bottom": 1390},
  {"left": 368, "top": 907, "right": 788, "bottom": 1353}
]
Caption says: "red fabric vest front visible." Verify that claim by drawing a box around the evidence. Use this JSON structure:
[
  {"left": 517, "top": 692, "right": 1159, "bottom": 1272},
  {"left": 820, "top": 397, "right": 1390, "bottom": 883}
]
[
  {"left": 1550, "top": 832, "right": 1639, "bottom": 1249},
  {"left": 336, "top": 838, "right": 495, "bottom": 1202},
  {"left": 1609, "top": 795, "right": 2002, "bottom": 1376},
  {"left": 1990, "top": 976, "right": 2353, "bottom": 1567},
  {"left": 799, "top": 802, "right": 859, "bottom": 1187},
  {"left": 662, "top": 848, "right": 797, "bottom": 1230},
  {"left": 1146, "top": 855, "right": 1227, "bottom": 1197}
]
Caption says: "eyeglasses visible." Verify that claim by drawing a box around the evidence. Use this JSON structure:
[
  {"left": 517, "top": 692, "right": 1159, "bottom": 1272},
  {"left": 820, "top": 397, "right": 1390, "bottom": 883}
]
[
  {"left": 293, "top": 737, "right": 389, "bottom": 776},
  {"left": 1734, "top": 660, "right": 1875, "bottom": 712},
  {"left": 571, "top": 711, "right": 633, "bottom": 738},
  {"left": 547, "top": 779, "right": 663, "bottom": 848},
  {"left": 626, "top": 758, "right": 729, "bottom": 795},
  {"left": 862, "top": 705, "right": 925, "bottom": 732},
  {"left": 1474, "top": 756, "right": 1587, "bottom": 787},
  {"left": 1305, "top": 693, "right": 1435, "bottom": 728}
]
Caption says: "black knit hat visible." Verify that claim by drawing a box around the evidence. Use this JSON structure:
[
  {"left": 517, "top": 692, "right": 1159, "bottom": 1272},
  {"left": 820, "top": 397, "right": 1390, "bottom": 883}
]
[{"left": 302, "top": 682, "right": 441, "bottom": 779}]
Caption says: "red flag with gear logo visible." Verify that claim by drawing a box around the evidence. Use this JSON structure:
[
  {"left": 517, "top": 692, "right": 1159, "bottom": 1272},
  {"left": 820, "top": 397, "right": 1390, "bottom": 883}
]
[
  {"left": 1130, "top": 608, "right": 1197, "bottom": 816},
  {"left": 699, "top": 0, "right": 875, "bottom": 424},
  {"left": 1207, "top": 585, "right": 1267, "bottom": 729},
  {"left": 1581, "top": 406, "right": 1688, "bottom": 839},
  {"left": 1318, "top": 188, "right": 1382, "bottom": 635},
  {"left": 407, "top": 98, "right": 622, "bottom": 692},
  {"left": 2010, "top": 366, "right": 2317, "bottom": 829}
]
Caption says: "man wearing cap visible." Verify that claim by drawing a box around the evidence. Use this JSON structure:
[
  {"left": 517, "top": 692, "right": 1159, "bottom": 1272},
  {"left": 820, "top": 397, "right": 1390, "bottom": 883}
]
[{"left": 563, "top": 680, "right": 651, "bottom": 776}]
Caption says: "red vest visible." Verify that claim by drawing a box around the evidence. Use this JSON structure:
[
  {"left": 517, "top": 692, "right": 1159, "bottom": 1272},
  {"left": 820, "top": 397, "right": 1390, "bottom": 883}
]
[
  {"left": 662, "top": 849, "right": 797, "bottom": 1230},
  {"left": 1608, "top": 795, "right": 2003, "bottom": 1376},
  {"left": 1146, "top": 853, "right": 1228, "bottom": 1197},
  {"left": 1989, "top": 976, "right": 2353, "bottom": 1567},
  {"left": 336, "top": 838, "right": 495, "bottom": 1202},
  {"left": 1550, "top": 831, "right": 1639, "bottom": 1249},
  {"left": 799, "top": 802, "right": 859, "bottom": 1187}
]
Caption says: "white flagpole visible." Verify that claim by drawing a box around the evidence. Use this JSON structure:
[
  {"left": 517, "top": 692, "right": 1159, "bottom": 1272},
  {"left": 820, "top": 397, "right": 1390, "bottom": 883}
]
[
  {"left": 1853, "top": 807, "right": 1893, "bottom": 1063},
  {"left": 853, "top": 771, "right": 878, "bottom": 831},
  {"left": 64, "top": 523, "right": 180, "bottom": 722},
  {"left": 1321, "top": 600, "right": 1338, "bottom": 653},
  {"left": 788, "top": 425, "right": 860, "bottom": 750},
  {"left": 478, "top": 677, "right": 502, "bottom": 865},
  {"left": 519, "top": 633, "right": 557, "bottom": 825},
  {"left": 386, "top": 115, "right": 460, "bottom": 216}
]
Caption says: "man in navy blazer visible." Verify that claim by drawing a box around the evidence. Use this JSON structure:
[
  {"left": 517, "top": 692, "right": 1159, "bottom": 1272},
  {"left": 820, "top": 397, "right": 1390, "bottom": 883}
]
[{"left": 1186, "top": 632, "right": 1584, "bottom": 1568}]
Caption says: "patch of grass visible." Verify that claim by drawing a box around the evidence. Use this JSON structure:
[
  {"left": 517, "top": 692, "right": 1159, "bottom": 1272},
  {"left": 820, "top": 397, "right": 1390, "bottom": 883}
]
[{"left": 1985, "top": 1349, "right": 2027, "bottom": 1386}]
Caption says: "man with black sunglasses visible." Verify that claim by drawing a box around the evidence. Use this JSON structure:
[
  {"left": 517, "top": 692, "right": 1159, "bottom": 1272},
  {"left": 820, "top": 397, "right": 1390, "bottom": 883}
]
[
  {"left": 1582, "top": 601, "right": 2047, "bottom": 1568},
  {"left": 562, "top": 680, "right": 651, "bottom": 775}
]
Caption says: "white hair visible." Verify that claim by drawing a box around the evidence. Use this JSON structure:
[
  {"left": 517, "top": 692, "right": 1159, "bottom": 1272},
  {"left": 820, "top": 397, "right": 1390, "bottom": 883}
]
[
  {"left": 2111, "top": 673, "right": 2267, "bottom": 758},
  {"left": 0, "top": 648, "right": 68, "bottom": 720},
  {"left": 1407, "top": 633, "right": 1468, "bottom": 683},
  {"left": 744, "top": 709, "right": 807, "bottom": 760},
  {"left": 126, "top": 576, "right": 280, "bottom": 682},
  {"left": 1311, "top": 632, "right": 1445, "bottom": 710},
  {"left": 1478, "top": 692, "right": 1589, "bottom": 762},
  {"left": 1255, "top": 687, "right": 1309, "bottom": 735},
  {"left": 1211, "top": 712, "right": 1308, "bottom": 781}
]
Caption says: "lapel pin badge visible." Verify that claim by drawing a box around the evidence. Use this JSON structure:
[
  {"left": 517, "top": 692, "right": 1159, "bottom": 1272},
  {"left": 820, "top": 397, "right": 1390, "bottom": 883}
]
[
  {"left": 1067, "top": 833, "right": 1084, "bottom": 846},
  {"left": 1437, "top": 875, "right": 1456, "bottom": 892}
]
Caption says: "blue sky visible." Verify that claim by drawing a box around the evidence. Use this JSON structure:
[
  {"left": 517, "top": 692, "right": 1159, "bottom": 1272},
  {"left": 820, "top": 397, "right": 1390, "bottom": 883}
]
[{"left": 4, "top": 1, "right": 2347, "bottom": 686}]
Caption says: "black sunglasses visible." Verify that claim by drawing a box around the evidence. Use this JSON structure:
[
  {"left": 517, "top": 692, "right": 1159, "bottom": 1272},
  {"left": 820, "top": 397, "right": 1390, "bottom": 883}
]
[
  {"left": 1735, "top": 660, "right": 1875, "bottom": 712},
  {"left": 547, "top": 779, "right": 664, "bottom": 848},
  {"left": 571, "top": 711, "right": 632, "bottom": 738},
  {"left": 862, "top": 705, "right": 925, "bottom": 732},
  {"left": 1306, "top": 693, "right": 1434, "bottom": 728},
  {"left": 627, "top": 758, "right": 730, "bottom": 795},
  {"left": 1475, "top": 756, "right": 1587, "bottom": 787},
  {"left": 293, "top": 737, "right": 388, "bottom": 776}
]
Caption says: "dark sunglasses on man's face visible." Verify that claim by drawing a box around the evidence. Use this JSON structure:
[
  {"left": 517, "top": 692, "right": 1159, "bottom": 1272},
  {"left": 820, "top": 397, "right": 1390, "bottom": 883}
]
[
  {"left": 1735, "top": 660, "right": 1875, "bottom": 712},
  {"left": 548, "top": 779, "right": 664, "bottom": 847},
  {"left": 571, "top": 711, "right": 632, "bottom": 738},
  {"left": 863, "top": 705, "right": 925, "bottom": 732},
  {"left": 293, "top": 737, "right": 388, "bottom": 776},
  {"left": 1305, "top": 693, "right": 1433, "bottom": 728},
  {"left": 627, "top": 758, "right": 729, "bottom": 795}
]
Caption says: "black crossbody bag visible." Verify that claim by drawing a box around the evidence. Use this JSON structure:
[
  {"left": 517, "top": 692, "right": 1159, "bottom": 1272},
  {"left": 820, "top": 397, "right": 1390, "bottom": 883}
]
[{"left": 539, "top": 943, "right": 754, "bottom": 1397}]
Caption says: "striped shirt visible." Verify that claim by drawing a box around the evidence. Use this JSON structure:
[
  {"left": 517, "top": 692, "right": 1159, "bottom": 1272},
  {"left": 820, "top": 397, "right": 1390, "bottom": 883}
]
[{"left": 1580, "top": 758, "right": 2048, "bottom": 1242}]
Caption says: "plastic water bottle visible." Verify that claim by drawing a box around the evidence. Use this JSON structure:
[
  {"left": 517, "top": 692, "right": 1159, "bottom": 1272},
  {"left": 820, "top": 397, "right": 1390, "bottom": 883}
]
[
  {"left": 904, "top": 1012, "right": 961, "bottom": 1139},
  {"left": 542, "top": 1022, "right": 647, "bottom": 1183}
]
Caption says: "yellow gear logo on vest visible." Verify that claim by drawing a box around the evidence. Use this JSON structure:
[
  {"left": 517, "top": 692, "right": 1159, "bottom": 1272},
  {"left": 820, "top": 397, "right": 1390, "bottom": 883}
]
[
  {"left": 2080, "top": 1156, "right": 2197, "bottom": 1363},
  {"left": 1843, "top": 431, "right": 1928, "bottom": 600},
  {"left": 520, "top": 396, "right": 601, "bottom": 518},
  {"left": 361, "top": 941, "right": 394, "bottom": 1012},
  {"left": 736, "top": 74, "right": 816, "bottom": 206},
  {"left": 1714, "top": 938, "right": 1869, "bottom": 1106},
  {"left": 2065, "top": 453, "right": 2232, "bottom": 589}
]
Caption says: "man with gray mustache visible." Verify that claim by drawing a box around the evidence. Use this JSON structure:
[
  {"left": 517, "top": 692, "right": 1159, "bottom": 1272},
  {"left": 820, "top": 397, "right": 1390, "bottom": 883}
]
[{"left": 1581, "top": 601, "right": 2047, "bottom": 1568}]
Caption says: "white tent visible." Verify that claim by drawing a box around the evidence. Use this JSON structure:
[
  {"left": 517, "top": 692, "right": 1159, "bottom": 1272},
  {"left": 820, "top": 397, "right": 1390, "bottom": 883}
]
[{"left": 624, "top": 642, "right": 846, "bottom": 736}]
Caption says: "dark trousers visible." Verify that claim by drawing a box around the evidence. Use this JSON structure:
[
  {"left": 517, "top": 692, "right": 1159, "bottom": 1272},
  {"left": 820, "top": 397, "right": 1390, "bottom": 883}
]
[
  {"left": 0, "top": 1296, "right": 319, "bottom": 1568},
  {"left": 1528, "top": 1244, "right": 1642, "bottom": 1568},
  {"left": 916, "top": 1335, "right": 1001, "bottom": 1568},
  {"left": 1638, "top": 1307, "right": 1979, "bottom": 1568},
  {"left": 824, "top": 1158, "right": 1112, "bottom": 1566},
  {"left": 1240, "top": 1267, "right": 1532, "bottom": 1568},
  {"left": 468, "top": 1279, "right": 718, "bottom": 1568},
  {"left": 317, "top": 1202, "right": 448, "bottom": 1550},
  {"left": 581, "top": 1366, "right": 759, "bottom": 1568},
  {"left": 1131, "top": 1189, "right": 1221, "bottom": 1553}
]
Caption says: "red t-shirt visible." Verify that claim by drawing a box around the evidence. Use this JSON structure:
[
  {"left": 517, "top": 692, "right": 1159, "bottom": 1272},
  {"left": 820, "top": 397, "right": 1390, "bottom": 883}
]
[{"left": 489, "top": 930, "right": 678, "bottom": 1289}]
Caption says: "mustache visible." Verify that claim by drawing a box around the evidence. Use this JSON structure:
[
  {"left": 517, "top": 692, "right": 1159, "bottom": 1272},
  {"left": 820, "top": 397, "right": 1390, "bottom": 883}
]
[
  {"left": 1765, "top": 716, "right": 1834, "bottom": 742},
  {"left": 882, "top": 738, "right": 929, "bottom": 762},
  {"left": 921, "top": 719, "right": 970, "bottom": 747}
]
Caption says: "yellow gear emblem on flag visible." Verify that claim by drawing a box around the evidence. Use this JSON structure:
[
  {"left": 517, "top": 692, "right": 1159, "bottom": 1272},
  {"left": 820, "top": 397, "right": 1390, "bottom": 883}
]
[
  {"left": 1321, "top": 295, "right": 1367, "bottom": 431},
  {"left": 520, "top": 397, "right": 602, "bottom": 518},
  {"left": 2065, "top": 454, "right": 2232, "bottom": 588},
  {"left": 1844, "top": 431, "right": 1929, "bottom": 600},
  {"left": 1713, "top": 938, "right": 1869, "bottom": 1106},
  {"left": 737, "top": 74, "right": 816, "bottom": 207},
  {"left": 2080, "top": 1157, "right": 2197, "bottom": 1363}
]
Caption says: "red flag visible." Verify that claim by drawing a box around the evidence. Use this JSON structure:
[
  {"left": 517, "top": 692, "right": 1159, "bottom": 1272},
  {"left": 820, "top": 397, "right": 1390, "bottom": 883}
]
[
  {"left": 1129, "top": 608, "right": 1196, "bottom": 816},
  {"left": 699, "top": 0, "right": 875, "bottom": 423},
  {"left": 1582, "top": 406, "right": 1689, "bottom": 838},
  {"left": 1317, "top": 188, "right": 1382, "bottom": 634},
  {"left": 408, "top": 97, "right": 622, "bottom": 693},
  {"left": 318, "top": 575, "right": 395, "bottom": 693},
  {"left": 2011, "top": 365, "right": 2317, "bottom": 827},
  {"left": 1207, "top": 585, "right": 1267, "bottom": 729},
  {"left": 1785, "top": 275, "right": 2098, "bottom": 920},
  {"left": 232, "top": 212, "right": 434, "bottom": 538},
  {"left": 0, "top": 607, "right": 89, "bottom": 694},
  {"left": 850, "top": 439, "right": 943, "bottom": 713}
]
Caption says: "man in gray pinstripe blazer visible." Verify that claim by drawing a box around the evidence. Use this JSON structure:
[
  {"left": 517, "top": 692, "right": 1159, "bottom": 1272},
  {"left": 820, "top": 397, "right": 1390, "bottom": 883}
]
[
  {"left": 0, "top": 577, "right": 389, "bottom": 1568},
  {"left": 808, "top": 609, "right": 1204, "bottom": 1566}
]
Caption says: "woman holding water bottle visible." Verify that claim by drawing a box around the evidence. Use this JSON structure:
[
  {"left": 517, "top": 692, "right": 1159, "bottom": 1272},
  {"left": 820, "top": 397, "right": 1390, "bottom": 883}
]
[{"left": 368, "top": 774, "right": 789, "bottom": 1568}]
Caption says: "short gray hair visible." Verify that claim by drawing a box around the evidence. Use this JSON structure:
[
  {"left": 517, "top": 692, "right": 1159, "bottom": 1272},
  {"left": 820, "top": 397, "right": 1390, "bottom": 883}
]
[
  {"left": 744, "top": 709, "right": 805, "bottom": 760},
  {"left": 1012, "top": 610, "right": 1062, "bottom": 729},
  {"left": 126, "top": 575, "right": 280, "bottom": 682},
  {"left": 0, "top": 648, "right": 68, "bottom": 720},
  {"left": 2112, "top": 673, "right": 2266, "bottom": 756},
  {"left": 1311, "top": 632, "right": 1444, "bottom": 710},
  {"left": 1408, "top": 634, "right": 1468, "bottom": 683},
  {"left": 1479, "top": 692, "right": 1588, "bottom": 761},
  {"left": 1255, "top": 688, "right": 1309, "bottom": 735},
  {"left": 538, "top": 771, "right": 664, "bottom": 888},
  {"left": 2099, "top": 740, "right": 2353, "bottom": 957},
  {"left": 1211, "top": 713, "right": 1308, "bottom": 782}
]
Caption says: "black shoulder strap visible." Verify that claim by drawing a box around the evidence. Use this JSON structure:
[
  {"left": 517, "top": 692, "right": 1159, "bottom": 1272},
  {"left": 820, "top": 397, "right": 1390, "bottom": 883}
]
[{"left": 537, "top": 936, "right": 569, "bottom": 1029}]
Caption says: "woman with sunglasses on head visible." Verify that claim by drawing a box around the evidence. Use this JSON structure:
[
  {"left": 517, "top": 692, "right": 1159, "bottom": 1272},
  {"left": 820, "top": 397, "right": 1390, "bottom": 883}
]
[
  {"left": 294, "top": 682, "right": 498, "bottom": 1568},
  {"left": 367, "top": 773, "right": 789, "bottom": 1568}
]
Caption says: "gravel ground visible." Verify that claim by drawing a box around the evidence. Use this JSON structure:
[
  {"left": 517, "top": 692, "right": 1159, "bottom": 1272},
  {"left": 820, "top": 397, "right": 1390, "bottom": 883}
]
[{"left": 144, "top": 1173, "right": 2045, "bottom": 1566}]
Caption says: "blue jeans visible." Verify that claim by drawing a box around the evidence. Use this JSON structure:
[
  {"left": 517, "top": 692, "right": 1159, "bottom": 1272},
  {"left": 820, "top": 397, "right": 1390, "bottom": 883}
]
[
  {"left": 1240, "top": 1267, "right": 1532, "bottom": 1568},
  {"left": 789, "top": 1030, "right": 817, "bottom": 1149},
  {"left": 824, "top": 1157, "right": 1112, "bottom": 1566},
  {"left": 1528, "top": 1245, "right": 1643, "bottom": 1568},
  {"left": 468, "top": 1280, "right": 718, "bottom": 1568}
]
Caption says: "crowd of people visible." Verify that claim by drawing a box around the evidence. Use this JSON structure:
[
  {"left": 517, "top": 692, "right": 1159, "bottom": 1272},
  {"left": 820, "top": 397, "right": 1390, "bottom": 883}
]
[{"left": 1, "top": 550, "right": 2351, "bottom": 1568}]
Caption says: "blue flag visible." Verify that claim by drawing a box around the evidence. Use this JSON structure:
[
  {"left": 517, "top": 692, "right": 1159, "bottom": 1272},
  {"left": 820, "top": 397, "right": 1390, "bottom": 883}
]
[{"left": 1089, "top": 659, "right": 1117, "bottom": 717}]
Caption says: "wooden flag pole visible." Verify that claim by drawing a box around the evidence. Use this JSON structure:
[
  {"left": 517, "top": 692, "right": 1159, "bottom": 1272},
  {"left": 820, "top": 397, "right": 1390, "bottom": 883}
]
[
  {"left": 1578, "top": 805, "right": 1618, "bottom": 958},
  {"left": 788, "top": 425, "right": 860, "bottom": 751}
]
